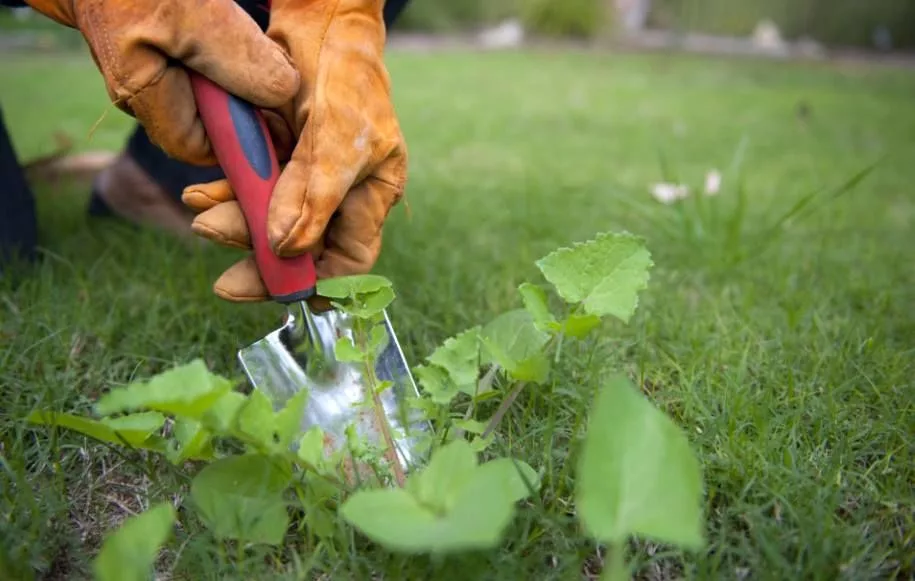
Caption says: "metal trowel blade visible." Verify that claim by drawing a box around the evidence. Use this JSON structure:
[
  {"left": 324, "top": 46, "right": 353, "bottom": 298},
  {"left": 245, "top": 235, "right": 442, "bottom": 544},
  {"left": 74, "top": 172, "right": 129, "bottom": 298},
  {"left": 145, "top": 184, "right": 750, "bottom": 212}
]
[{"left": 237, "top": 301, "right": 431, "bottom": 472}]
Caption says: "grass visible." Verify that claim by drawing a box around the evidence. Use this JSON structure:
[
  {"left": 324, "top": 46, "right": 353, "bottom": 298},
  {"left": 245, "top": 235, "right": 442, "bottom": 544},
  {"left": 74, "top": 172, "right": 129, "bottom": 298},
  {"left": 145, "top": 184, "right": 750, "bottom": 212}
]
[{"left": 1, "top": 45, "right": 913, "bottom": 580}]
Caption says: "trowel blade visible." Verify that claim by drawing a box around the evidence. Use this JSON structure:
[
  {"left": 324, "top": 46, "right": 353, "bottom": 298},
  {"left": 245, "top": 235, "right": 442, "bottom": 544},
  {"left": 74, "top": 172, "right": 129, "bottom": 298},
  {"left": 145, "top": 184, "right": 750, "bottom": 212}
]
[{"left": 237, "top": 301, "right": 431, "bottom": 472}]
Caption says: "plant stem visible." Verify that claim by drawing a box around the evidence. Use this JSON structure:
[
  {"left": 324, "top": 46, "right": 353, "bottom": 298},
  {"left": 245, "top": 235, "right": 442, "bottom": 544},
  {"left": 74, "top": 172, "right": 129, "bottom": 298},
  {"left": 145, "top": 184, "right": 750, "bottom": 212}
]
[
  {"left": 601, "top": 541, "right": 629, "bottom": 581},
  {"left": 482, "top": 381, "right": 526, "bottom": 439},
  {"left": 357, "top": 320, "right": 406, "bottom": 488}
]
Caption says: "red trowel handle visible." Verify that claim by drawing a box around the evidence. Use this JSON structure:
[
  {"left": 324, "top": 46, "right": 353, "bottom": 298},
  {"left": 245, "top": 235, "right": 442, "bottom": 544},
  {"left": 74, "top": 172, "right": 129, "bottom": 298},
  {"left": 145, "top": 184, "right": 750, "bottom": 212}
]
[{"left": 189, "top": 73, "right": 316, "bottom": 304}]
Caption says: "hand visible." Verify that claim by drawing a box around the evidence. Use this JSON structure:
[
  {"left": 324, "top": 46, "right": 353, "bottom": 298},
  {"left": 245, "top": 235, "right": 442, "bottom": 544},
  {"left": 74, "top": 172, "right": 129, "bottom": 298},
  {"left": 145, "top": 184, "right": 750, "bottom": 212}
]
[
  {"left": 25, "top": 0, "right": 299, "bottom": 166},
  {"left": 181, "top": 0, "right": 408, "bottom": 302}
]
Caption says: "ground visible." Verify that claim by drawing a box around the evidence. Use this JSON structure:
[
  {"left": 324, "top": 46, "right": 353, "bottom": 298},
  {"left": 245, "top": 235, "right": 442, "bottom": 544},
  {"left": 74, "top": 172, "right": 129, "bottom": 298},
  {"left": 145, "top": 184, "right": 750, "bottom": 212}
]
[{"left": 0, "top": 47, "right": 913, "bottom": 580}]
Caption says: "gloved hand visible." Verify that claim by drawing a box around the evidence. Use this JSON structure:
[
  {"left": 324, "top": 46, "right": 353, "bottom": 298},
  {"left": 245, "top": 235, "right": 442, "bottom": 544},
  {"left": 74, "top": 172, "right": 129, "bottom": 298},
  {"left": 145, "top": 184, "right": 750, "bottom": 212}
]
[
  {"left": 24, "top": 0, "right": 300, "bottom": 166},
  {"left": 180, "top": 0, "right": 408, "bottom": 302}
]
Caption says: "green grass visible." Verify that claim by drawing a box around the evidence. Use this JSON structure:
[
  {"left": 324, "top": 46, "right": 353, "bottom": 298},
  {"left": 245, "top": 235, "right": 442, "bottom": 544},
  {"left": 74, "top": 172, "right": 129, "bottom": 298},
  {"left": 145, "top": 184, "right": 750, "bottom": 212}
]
[{"left": 1, "top": 47, "right": 913, "bottom": 580}]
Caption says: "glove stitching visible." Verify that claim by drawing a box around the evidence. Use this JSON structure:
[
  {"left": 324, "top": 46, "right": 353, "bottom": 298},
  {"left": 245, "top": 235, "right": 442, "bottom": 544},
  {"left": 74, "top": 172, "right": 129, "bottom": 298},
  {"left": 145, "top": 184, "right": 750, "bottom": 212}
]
[{"left": 275, "top": 0, "right": 338, "bottom": 254}]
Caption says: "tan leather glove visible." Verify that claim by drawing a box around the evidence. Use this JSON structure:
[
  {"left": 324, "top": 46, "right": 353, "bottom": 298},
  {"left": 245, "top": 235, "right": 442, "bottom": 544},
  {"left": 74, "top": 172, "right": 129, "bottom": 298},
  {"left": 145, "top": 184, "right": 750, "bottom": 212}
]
[
  {"left": 181, "top": 0, "right": 408, "bottom": 302},
  {"left": 25, "top": 0, "right": 300, "bottom": 166}
]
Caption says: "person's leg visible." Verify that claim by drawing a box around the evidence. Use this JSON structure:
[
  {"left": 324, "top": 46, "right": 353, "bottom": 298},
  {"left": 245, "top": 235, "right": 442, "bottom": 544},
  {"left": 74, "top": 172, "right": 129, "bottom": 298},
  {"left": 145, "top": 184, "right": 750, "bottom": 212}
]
[
  {"left": 90, "top": 0, "right": 412, "bottom": 233},
  {"left": 0, "top": 104, "right": 38, "bottom": 268}
]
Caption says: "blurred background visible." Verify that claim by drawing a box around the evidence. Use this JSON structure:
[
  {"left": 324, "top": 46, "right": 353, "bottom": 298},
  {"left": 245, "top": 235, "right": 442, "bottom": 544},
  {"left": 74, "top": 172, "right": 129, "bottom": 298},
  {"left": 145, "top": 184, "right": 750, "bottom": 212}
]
[{"left": 2, "top": 0, "right": 914, "bottom": 53}]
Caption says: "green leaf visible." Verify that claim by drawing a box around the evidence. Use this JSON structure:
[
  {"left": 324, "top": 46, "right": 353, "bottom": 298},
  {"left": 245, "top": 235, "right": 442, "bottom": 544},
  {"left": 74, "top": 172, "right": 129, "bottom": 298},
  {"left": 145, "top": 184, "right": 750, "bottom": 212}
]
[
  {"left": 552, "top": 313, "right": 602, "bottom": 339},
  {"left": 190, "top": 454, "right": 292, "bottom": 545},
  {"left": 453, "top": 418, "right": 487, "bottom": 435},
  {"left": 407, "top": 438, "right": 478, "bottom": 514},
  {"left": 273, "top": 389, "right": 309, "bottom": 449},
  {"left": 317, "top": 274, "right": 393, "bottom": 299},
  {"left": 165, "top": 418, "right": 214, "bottom": 464},
  {"left": 369, "top": 325, "right": 389, "bottom": 357},
  {"left": 340, "top": 488, "right": 438, "bottom": 551},
  {"left": 341, "top": 439, "right": 540, "bottom": 554},
  {"left": 93, "top": 502, "right": 176, "bottom": 581},
  {"left": 374, "top": 380, "right": 394, "bottom": 395},
  {"left": 202, "top": 391, "right": 247, "bottom": 433},
  {"left": 349, "top": 286, "right": 396, "bottom": 318},
  {"left": 535, "top": 232, "right": 653, "bottom": 323},
  {"left": 297, "top": 426, "right": 327, "bottom": 470},
  {"left": 100, "top": 412, "right": 166, "bottom": 434},
  {"left": 414, "top": 364, "right": 460, "bottom": 405},
  {"left": 95, "top": 359, "right": 233, "bottom": 419},
  {"left": 334, "top": 337, "right": 364, "bottom": 363},
  {"left": 426, "top": 326, "right": 482, "bottom": 393},
  {"left": 518, "top": 283, "right": 557, "bottom": 331},
  {"left": 470, "top": 434, "right": 495, "bottom": 452},
  {"left": 471, "top": 456, "right": 541, "bottom": 504},
  {"left": 26, "top": 411, "right": 165, "bottom": 451},
  {"left": 575, "top": 375, "right": 705, "bottom": 550},
  {"left": 480, "top": 310, "right": 551, "bottom": 383},
  {"left": 236, "top": 390, "right": 277, "bottom": 449},
  {"left": 234, "top": 389, "right": 306, "bottom": 454}
]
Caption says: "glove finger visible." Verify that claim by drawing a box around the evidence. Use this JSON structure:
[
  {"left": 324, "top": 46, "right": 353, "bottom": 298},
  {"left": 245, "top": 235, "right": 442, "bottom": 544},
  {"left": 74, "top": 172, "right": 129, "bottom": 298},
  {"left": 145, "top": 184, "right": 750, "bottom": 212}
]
[
  {"left": 182, "top": 178, "right": 235, "bottom": 212},
  {"left": 213, "top": 255, "right": 269, "bottom": 303},
  {"left": 266, "top": 123, "right": 376, "bottom": 257},
  {"left": 314, "top": 170, "right": 405, "bottom": 279},
  {"left": 191, "top": 201, "right": 251, "bottom": 250},
  {"left": 166, "top": 0, "right": 299, "bottom": 111},
  {"left": 263, "top": 110, "right": 297, "bottom": 163},
  {"left": 129, "top": 67, "right": 216, "bottom": 165}
]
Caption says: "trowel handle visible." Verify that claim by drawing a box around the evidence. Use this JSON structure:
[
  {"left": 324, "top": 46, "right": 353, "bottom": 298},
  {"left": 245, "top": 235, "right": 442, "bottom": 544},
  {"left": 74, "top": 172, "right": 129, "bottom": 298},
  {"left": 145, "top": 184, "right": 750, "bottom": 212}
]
[{"left": 189, "top": 72, "right": 317, "bottom": 304}]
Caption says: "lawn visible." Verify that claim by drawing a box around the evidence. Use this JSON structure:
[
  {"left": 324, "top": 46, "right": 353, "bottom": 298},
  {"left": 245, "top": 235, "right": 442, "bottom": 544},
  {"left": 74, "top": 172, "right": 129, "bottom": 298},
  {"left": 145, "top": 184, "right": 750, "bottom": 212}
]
[{"left": 1, "top": 46, "right": 913, "bottom": 580}]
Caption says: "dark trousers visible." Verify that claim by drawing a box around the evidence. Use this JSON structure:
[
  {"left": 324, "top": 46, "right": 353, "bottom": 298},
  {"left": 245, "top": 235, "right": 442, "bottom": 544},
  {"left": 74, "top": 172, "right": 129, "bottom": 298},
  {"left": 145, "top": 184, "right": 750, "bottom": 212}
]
[
  {"left": 0, "top": 107, "right": 38, "bottom": 265},
  {"left": 0, "top": 0, "right": 411, "bottom": 263}
]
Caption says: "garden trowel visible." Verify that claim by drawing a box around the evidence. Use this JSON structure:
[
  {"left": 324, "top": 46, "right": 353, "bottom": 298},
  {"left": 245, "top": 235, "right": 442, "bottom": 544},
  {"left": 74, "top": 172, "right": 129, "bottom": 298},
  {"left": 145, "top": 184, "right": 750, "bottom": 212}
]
[{"left": 188, "top": 73, "right": 430, "bottom": 475}]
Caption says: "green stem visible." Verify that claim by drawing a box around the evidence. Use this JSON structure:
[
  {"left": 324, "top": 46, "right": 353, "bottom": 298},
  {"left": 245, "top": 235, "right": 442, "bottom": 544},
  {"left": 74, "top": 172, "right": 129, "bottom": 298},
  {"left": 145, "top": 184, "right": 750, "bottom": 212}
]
[
  {"left": 482, "top": 381, "right": 526, "bottom": 439},
  {"left": 601, "top": 541, "right": 629, "bottom": 581},
  {"left": 356, "top": 319, "right": 406, "bottom": 488}
]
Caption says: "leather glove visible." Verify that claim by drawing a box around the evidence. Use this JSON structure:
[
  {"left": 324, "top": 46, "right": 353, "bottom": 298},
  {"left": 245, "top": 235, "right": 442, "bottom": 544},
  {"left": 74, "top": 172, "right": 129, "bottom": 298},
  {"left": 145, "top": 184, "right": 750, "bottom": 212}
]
[
  {"left": 24, "top": 0, "right": 300, "bottom": 166},
  {"left": 181, "top": 0, "right": 408, "bottom": 302}
]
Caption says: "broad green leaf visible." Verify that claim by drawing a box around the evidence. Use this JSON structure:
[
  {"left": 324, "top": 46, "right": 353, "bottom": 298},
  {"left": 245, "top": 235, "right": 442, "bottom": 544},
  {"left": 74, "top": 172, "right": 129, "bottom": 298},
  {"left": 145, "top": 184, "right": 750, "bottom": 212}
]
[
  {"left": 575, "top": 375, "right": 705, "bottom": 550},
  {"left": 452, "top": 418, "right": 487, "bottom": 435},
  {"left": 518, "top": 283, "right": 557, "bottom": 331},
  {"left": 340, "top": 441, "right": 539, "bottom": 554},
  {"left": 334, "top": 337, "right": 364, "bottom": 363},
  {"left": 95, "top": 359, "right": 233, "bottom": 419},
  {"left": 26, "top": 411, "right": 165, "bottom": 452},
  {"left": 348, "top": 286, "right": 395, "bottom": 318},
  {"left": 100, "top": 412, "right": 166, "bottom": 434},
  {"left": 165, "top": 418, "right": 214, "bottom": 464},
  {"left": 190, "top": 454, "right": 292, "bottom": 545},
  {"left": 426, "top": 326, "right": 482, "bottom": 393},
  {"left": 273, "top": 389, "right": 309, "bottom": 449},
  {"left": 535, "top": 232, "right": 653, "bottom": 322},
  {"left": 414, "top": 364, "right": 460, "bottom": 405},
  {"left": 470, "top": 434, "right": 495, "bottom": 452},
  {"left": 297, "top": 426, "right": 327, "bottom": 470},
  {"left": 552, "top": 313, "right": 602, "bottom": 339},
  {"left": 234, "top": 389, "right": 307, "bottom": 454},
  {"left": 236, "top": 390, "right": 277, "bottom": 450},
  {"left": 304, "top": 502, "right": 337, "bottom": 540},
  {"left": 202, "top": 391, "right": 247, "bottom": 433},
  {"left": 466, "top": 457, "right": 541, "bottom": 505},
  {"left": 340, "top": 488, "right": 439, "bottom": 551},
  {"left": 317, "top": 274, "right": 393, "bottom": 299},
  {"left": 407, "top": 439, "right": 478, "bottom": 514},
  {"left": 93, "top": 502, "right": 176, "bottom": 581},
  {"left": 480, "top": 310, "right": 551, "bottom": 383}
]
